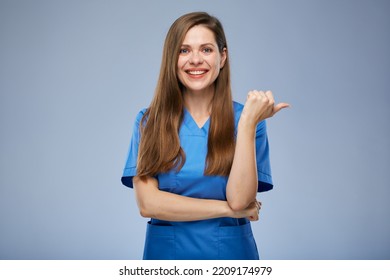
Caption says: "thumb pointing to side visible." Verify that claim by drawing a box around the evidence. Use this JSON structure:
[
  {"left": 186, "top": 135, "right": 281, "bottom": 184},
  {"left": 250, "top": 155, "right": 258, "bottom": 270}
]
[{"left": 272, "top": 102, "right": 290, "bottom": 116}]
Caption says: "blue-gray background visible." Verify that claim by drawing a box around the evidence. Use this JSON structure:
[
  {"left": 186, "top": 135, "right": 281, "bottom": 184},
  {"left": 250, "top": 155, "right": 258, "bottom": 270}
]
[{"left": 1, "top": 0, "right": 389, "bottom": 260}]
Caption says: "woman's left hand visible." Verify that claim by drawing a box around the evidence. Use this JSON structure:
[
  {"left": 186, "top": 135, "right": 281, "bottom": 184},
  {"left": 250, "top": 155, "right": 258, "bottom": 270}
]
[{"left": 241, "top": 90, "right": 289, "bottom": 128}]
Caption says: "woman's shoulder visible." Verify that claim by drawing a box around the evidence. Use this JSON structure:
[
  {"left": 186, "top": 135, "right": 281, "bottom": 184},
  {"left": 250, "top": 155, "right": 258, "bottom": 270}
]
[
  {"left": 130, "top": 108, "right": 148, "bottom": 128},
  {"left": 232, "top": 101, "right": 244, "bottom": 120},
  {"left": 135, "top": 108, "right": 148, "bottom": 120},
  {"left": 233, "top": 101, "right": 244, "bottom": 109}
]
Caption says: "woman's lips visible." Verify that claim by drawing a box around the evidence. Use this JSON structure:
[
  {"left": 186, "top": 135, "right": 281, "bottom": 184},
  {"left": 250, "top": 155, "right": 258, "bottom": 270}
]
[{"left": 185, "top": 69, "right": 208, "bottom": 78}]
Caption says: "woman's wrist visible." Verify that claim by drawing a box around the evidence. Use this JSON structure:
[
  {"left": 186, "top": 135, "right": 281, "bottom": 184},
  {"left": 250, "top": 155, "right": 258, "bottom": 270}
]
[
  {"left": 220, "top": 201, "right": 234, "bottom": 217},
  {"left": 238, "top": 115, "right": 258, "bottom": 132},
  {"left": 237, "top": 117, "right": 257, "bottom": 140}
]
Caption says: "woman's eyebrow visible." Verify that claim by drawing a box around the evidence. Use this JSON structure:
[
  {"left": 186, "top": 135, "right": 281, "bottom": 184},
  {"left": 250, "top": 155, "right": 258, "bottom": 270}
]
[{"left": 180, "top": 43, "right": 216, "bottom": 48}]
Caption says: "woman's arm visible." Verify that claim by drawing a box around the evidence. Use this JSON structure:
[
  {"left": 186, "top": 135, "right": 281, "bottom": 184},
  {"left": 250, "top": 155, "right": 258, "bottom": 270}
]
[
  {"left": 226, "top": 91, "right": 289, "bottom": 211},
  {"left": 133, "top": 176, "right": 260, "bottom": 222},
  {"left": 225, "top": 118, "right": 258, "bottom": 211}
]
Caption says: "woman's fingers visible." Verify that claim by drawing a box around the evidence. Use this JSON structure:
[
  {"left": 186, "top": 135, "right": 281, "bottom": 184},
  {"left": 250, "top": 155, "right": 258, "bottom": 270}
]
[
  {"left": 248, "top": 212, "right": 258, "bottom": 221},
  {"left": 264, "top": 91, "right": 289, "bottom": 117},
  {"left": 264, "top": 90, "right": 275, "bottom": 107},
  {"left": 245, "top": 90, "right": 289, "bottom": 122},
  {"left": 273, "top": 102, "right": 290, "bottom": 116},
  {"left": 248, "top": 200, "right": 262, "bottom": 221}
]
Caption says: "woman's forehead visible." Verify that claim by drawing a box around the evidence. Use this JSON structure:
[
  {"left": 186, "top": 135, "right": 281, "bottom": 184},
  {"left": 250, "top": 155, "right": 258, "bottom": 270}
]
[{"left": 181, "top": 25, "right": 217, "bottom": 46}]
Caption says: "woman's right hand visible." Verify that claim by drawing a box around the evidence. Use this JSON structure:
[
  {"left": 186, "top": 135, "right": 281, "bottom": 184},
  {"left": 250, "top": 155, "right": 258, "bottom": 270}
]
[{"left": 231, "top": 200, "right": 262, "bottom": 221}]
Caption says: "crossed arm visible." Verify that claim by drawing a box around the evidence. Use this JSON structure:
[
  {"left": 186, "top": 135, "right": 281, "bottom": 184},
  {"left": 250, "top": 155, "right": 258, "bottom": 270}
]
[
  {"left": 132, "top": 119, "right": 261, "bottom": 222},
  {"left": 133, "top": 176, "right": 259, "bottom": 221}
]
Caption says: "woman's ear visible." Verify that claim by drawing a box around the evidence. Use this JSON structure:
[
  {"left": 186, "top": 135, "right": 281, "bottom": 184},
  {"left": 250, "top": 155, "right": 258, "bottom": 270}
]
[{"left": 220, "top": 47, "right": 227, "bottom": 69}]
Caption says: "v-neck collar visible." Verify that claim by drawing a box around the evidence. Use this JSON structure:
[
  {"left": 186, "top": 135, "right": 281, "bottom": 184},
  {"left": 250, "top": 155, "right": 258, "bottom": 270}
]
[{"left": 182, "top": 107, "right": 210, "bottom": 135}]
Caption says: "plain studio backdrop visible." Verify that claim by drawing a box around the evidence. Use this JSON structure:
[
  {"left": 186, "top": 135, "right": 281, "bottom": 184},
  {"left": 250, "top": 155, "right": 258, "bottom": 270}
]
[{"left": 0, "top": 0, "right": 389, "bottom": 260}]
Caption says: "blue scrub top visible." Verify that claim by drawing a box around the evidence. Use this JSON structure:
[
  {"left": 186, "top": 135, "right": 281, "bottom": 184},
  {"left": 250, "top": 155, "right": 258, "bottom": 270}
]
[{"left": 121, "top": 101, "right": 273, "bottom": 260}]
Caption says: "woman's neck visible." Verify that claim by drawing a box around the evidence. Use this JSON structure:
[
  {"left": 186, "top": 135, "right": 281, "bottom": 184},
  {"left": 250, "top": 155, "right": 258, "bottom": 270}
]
[
  {"left": 183, "top": 87, "right": 214, "bottom": 112},
  {"left": 183, "top": 87, "right": 214, "bottom": 126}
]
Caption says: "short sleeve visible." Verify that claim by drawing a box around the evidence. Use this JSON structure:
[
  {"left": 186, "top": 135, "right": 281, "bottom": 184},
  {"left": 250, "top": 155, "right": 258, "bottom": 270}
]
[
  {"left": 255, "top": 120, "right": 273, "bottom": 192},
  {"left": 121, "top": 109, "right": 146, "bottom": 188}
]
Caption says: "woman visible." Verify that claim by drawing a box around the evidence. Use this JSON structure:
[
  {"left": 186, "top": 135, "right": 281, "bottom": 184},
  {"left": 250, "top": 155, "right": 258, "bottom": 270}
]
[{"left": 121, "top": 12, "right": 289, "bottom": 260}]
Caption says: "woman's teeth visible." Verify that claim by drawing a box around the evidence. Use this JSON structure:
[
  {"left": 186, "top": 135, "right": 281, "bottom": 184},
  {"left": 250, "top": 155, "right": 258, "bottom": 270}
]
[{"left": 187, "top": 70, "right": 206, "bottom": 75}]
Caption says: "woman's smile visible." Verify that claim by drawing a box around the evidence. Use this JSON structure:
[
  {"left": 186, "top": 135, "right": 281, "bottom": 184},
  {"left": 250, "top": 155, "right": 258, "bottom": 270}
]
[{"left": 185, "top": 68, "right": 209, "bottom": 78}]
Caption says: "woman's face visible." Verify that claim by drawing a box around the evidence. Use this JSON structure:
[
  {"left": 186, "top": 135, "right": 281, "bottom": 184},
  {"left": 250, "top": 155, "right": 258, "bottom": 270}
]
[{"left": 177, "top": 25, "right": 226, "bottom": 95}]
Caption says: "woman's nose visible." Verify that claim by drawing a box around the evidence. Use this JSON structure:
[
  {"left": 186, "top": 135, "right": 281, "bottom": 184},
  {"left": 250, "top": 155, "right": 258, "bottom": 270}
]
[{"left": 189, "top": 51, "right": 203, "bottom": 65}]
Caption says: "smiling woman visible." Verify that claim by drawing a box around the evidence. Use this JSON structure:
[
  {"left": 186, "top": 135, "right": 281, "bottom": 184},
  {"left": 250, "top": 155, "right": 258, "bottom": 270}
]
[{"left": 121, "top": 11, "right": 289, "bottom": 260}]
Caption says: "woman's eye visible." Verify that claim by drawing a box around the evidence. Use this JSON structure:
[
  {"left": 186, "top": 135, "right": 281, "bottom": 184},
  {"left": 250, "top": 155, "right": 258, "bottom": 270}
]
[
  {"left": 179, "top": 48, "right": 189, "bottom": 54},
  {"left": 203, "top": 48, "right": 212, "bottom": 53}
]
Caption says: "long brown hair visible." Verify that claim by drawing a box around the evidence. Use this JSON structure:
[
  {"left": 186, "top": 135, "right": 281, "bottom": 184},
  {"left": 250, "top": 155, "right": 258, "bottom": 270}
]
[{"left": 137, "top": 12, "right": 235, "bottom": 177}]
